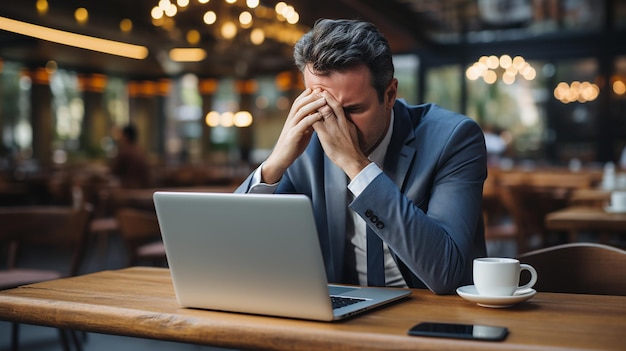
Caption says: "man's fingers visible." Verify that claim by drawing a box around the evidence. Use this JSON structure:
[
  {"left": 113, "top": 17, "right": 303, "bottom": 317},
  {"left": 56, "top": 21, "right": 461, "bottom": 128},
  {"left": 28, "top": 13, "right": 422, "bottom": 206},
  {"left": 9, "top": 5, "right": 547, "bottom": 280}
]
[
  {"left": 318, "top": 105, "right": 334, "bottom": 120},
  {"left": 291, "top": 97, "right": 325, "bottom": 124},
  {"left": 287, "top": 90, "right": 322, "bottom": 122},
  {"left": 321, "top": 91, "right": 343, "bottom": 115}
]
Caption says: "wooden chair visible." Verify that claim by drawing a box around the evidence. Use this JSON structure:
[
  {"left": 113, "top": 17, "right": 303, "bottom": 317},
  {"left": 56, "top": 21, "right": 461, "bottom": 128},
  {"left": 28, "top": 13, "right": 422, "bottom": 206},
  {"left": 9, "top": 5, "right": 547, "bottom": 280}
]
[
  {"left": 497, "top": 170, "right": 596, "bottom": 254},
  {"left": 115, "top": 207, "right": 166, "bottom": 266},
  {"left": 0, "top": 203, "right": 92, "bottom": 351},
  {"left": 518, "top": 242, "right": 626, "bottom": 295}
]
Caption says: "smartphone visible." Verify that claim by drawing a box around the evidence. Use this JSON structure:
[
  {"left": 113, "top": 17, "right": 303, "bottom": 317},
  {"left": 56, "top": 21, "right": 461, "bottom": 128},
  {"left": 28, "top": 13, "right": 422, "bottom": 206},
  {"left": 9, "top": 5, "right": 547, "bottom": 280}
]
[{"left": 408, "top": 322, "right": 508, "bottom": 341}]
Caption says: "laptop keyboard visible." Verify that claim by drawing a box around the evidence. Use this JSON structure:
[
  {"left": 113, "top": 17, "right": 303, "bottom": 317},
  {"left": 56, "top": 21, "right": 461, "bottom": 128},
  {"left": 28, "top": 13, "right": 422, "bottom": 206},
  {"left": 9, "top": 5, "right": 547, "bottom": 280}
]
[{"left": 331, "top": 295, "right": 367, "bottom": 309}]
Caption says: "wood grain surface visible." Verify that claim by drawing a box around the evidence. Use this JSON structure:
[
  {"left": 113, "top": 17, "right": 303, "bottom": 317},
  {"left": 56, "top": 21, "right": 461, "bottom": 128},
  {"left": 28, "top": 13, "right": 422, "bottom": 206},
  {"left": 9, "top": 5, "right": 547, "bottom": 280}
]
[{"left": 0, "top": 267, "right": 624, "bottom": 351}]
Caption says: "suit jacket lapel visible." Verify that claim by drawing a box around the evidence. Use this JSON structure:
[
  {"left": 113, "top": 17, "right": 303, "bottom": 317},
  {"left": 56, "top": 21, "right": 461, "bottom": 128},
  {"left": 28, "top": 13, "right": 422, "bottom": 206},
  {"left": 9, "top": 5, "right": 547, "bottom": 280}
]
[
  {"left": 384, "top": 103, "right": 417, "bottom": 191},
  {"left": 385, "top": 103, "right": 422, "bottom": 286},
  {"left": 323, "top": 156, "right": 347, "bottom": 282}
]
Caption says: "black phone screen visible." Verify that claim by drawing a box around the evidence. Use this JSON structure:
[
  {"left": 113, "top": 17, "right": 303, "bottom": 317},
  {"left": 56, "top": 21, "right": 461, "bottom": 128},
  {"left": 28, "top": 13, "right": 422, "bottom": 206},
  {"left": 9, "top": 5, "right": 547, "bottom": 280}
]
[{"left": 408, "top": 322, "right": 508, "bottom": 341}]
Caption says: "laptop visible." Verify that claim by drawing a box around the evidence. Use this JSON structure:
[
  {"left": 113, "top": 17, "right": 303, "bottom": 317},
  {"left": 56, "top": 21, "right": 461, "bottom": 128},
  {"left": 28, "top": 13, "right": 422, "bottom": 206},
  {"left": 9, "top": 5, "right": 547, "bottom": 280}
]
[{"left": 153, "top": 191, "right": 411, "bottom": 321}]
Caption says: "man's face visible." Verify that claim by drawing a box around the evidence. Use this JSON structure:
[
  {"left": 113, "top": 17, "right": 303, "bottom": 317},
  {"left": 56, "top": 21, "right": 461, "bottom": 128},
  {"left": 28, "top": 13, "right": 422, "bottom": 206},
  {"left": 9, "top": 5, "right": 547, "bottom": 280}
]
[{"left": 303, "top": 64, "right": 397, "bottom": 155}]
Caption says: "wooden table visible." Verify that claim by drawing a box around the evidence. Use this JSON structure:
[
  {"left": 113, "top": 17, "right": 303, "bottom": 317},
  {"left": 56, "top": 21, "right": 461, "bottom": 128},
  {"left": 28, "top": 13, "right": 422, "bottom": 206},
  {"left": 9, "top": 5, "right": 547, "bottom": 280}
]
[
  {"left": 106, "top": 184, "right": 240, "bottom": 210},
  {"left": 545, "top": 206, "right": 626, "bottom": 244},
  {"left": 568, "top": 188, "right": 612, "bottom": 206},
  {"left": 1, "top": 267, "right": 624, "bottom": 351},
  {"left": 89, "top": 185, "right": 239, "bottom": 265}
]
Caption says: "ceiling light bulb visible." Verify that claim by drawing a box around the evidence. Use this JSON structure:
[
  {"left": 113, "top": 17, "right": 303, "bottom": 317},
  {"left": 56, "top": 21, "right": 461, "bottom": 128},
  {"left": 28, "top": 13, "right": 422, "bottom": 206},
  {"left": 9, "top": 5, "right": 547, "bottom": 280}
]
[
  {"left": 275, "top": 2, "right": 287, "bottom": 14},
  {"left": 465, "top": 65, "right": 481, "bottom": 81},
  {"left": 613, "top": 81, "right": 626, "bottom": 95},
  {"left": 74, "top": 8, "right": 88, "bottom": 24},
  {"left": 505, "top": 66, "right": 518, "bottom": 75},
  {"left": 36, "top": 0, "right": 48, "bottom": 15},
  {"left": 239, "top": 11, "right": 253, "bottom": 28},
  {"left": 120, "top": 19, "right": 133, "bottom": 33},
  {"left": 554, "top": 82, "right": 568, "bottom": 101},
  {"left": 286, "top": 12, "right": 299, "bottom": 24},
  {"left": 234, "top": 111, "right": 253, "bottom": 127},
  {"left": 482, "top": 70, "right": 497, "bottom": 84},
  {"left": 250, "top": 28, "right": 264, "bottom": 45},
  {"left": 499, "top": 55, "right": 512, "bottom": 69},
  {"left": 246, "top": 0, "right": 259, "bottom": 9},
  {"left": 206, "top": 111, "right": 220, "bottom": 127},
  {"left": 203, "top": 11, "right": 217, "bottom": 25},
  {"left": 187, "top": 29, "right": 201, "bottom": 44},
  {"left": 164, "top": 4, "right": 178, "bottom": 17},
  {"left": 502, "top": 71, "right": 516, "bottom": 84},
  {"left": 159, "top": 0, "right": 171, "bottom": 10},
  {"left": 151, "top": 6, "right": 165, "bottom": 19},
  {"left": 281, "top": 5, "right": 295, "bottom": 19},
  {"left": 521, "top": 65, "right": 535, "bottom": 80},
  {"left": 512, "top": 56, "right": 526, "bottom": 69},
  {"left": 221, "top": 21, "right": 237, "bottom": 39},
  {"left": 486, "top": 55, "right": 499, "bottom": 69},
  {"left": 220, "top": 112, "right": 234, "bottom": 127},
  {"left": 45, "top": 60, "right": 57, "bottom": 73}
]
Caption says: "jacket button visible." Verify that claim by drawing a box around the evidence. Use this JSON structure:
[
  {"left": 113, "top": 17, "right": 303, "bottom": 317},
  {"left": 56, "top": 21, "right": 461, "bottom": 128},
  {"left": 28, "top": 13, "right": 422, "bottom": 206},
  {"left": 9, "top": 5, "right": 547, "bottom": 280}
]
[
  {"left": 365, "top": 209, "right": 374, "bottom": 218},
  {"left": 376, "top": 221, "right": 384, "bottom": 229}
]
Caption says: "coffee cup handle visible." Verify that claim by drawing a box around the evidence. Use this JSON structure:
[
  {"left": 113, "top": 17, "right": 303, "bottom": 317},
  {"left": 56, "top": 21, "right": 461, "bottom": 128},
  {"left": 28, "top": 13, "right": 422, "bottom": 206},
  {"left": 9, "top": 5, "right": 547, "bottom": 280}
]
[{"left": 517, "top": 264, "right": 537, "bottom": 292}]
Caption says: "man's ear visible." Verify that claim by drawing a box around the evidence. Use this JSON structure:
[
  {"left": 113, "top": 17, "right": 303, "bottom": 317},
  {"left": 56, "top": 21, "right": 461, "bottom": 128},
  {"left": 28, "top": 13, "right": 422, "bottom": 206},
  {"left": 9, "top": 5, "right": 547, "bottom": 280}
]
[{"left": 385, "top": 78, "right": 398, "bottom": 109}]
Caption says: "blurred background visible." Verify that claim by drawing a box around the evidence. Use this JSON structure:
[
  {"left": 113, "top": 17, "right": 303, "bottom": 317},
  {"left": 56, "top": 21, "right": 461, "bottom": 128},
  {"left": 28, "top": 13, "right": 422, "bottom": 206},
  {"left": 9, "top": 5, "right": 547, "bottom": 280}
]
[
  {"left": 3, "top": 2, "right": 626, "bottom": 349},
  {"left": 0, "top": 0, "right": 624, "bottom": 193}
]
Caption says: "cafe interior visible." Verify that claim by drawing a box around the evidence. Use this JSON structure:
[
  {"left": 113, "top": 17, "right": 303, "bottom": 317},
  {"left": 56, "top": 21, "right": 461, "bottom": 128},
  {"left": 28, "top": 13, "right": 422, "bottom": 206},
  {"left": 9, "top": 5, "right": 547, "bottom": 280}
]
[{"left": 1, "top": 0, "right": 626, "bottom": 350}]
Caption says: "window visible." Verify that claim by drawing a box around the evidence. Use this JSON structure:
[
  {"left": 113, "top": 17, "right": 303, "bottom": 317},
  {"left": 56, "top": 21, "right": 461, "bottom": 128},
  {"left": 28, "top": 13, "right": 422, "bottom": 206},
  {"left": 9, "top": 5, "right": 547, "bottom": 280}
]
[
  {"left": 465, "top": 57, "right": 549, "bottom": 160},
  {"left": 394, "top": 54, "right": 419, "bottom": 104},
  {"left": 50, "top": 69, "right": 84, "bottom": 159},
  {"left": 425, "top": 65, "right": 461, "bottom": 112},
  {"left": 1, "top": 61, "right": 31, "bottom": 159}
]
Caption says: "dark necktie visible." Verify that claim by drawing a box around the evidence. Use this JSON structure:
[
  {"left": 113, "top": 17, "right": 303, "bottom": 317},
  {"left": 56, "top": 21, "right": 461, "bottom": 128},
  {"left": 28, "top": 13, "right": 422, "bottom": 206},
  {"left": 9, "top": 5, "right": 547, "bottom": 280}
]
[{"left": 366, "top": 228, "right": 385, "bottom": 286}]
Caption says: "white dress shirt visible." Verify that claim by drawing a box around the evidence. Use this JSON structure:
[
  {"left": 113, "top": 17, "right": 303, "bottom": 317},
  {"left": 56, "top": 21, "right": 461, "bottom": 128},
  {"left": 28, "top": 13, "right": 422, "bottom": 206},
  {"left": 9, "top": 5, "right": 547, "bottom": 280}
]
[{"left": 250, "top": 111, "right": 407, "bottom": 287}]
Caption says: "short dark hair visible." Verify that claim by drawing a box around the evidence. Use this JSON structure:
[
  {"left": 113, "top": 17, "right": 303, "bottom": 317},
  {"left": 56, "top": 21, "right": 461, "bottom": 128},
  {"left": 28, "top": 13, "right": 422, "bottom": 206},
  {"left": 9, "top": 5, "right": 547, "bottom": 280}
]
[
  {"left": 293, "top": 19, "right": 394, "bottom": 102},
  {"left": 122, "top": 124, "right": 138, "bottom": 143}
]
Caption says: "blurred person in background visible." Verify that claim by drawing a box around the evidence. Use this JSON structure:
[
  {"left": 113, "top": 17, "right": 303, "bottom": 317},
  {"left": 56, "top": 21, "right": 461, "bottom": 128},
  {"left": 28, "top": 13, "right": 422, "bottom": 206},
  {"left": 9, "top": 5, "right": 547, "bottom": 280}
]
[
  {"left": 112, "top": 124, "right": 151, "bottom": 189},
  {"left": 483, "top": 124, "right": 510, "bottom": 167}
]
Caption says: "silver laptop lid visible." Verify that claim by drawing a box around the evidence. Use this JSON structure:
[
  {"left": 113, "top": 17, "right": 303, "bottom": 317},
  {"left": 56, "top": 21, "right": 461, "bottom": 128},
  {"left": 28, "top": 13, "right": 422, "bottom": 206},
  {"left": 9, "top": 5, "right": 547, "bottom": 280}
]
[{"left": 153, "top": 192, "right": 336, "bottom": 320}]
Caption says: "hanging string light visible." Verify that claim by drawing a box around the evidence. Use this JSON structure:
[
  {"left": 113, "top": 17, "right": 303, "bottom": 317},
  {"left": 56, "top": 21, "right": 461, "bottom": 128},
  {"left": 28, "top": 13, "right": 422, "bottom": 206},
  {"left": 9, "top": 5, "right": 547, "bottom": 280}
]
[
  {"left": 553, "top": 81, "right": 600, "bottom": 103},
  {"left": 466, "top": 55, "right": 536, "bottom": 84},
  {"left": 151, "top": 0, "right": 304, "bottom": 47}
]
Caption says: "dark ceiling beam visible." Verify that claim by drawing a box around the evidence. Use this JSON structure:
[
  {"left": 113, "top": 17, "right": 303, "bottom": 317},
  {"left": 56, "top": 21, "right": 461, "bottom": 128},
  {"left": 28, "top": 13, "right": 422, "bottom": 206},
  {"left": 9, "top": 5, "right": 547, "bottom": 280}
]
[
  {"left": 336, "top": 0, "right": 437, "bottom": 50},
  {"left": 416, "top": 28, "right": 626, "bottom": 66}
]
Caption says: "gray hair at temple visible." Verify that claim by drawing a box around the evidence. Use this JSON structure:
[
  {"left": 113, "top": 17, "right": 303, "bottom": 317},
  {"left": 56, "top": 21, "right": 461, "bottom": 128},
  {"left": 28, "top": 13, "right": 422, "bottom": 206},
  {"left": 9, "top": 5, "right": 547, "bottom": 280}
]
[{"left": 293, "top": 19, "right": 394, "bottom": 103}]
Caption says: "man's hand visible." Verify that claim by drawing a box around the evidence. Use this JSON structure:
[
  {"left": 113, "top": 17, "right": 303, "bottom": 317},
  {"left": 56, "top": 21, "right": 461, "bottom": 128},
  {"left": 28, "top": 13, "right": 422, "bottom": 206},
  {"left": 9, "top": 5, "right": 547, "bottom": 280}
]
[
  {"left": 261, "top": 88, "right": 327, "bottom": 184},
  {"left": 312, "top": 91, "right": 371, "bottom": 180}
]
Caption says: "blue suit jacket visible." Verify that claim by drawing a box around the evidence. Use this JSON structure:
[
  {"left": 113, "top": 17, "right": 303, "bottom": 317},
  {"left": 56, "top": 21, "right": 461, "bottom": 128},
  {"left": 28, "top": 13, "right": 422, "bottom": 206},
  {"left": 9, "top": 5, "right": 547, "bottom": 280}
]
[{"left": 237, "top": 100, "right": 487, "bottom": 294}]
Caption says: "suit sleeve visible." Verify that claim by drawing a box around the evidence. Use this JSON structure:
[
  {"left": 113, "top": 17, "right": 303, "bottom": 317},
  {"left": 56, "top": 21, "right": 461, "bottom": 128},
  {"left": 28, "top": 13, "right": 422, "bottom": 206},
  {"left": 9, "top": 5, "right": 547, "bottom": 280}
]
[{"left": 349, "top": 118, "right": 487, "bottom": 294}]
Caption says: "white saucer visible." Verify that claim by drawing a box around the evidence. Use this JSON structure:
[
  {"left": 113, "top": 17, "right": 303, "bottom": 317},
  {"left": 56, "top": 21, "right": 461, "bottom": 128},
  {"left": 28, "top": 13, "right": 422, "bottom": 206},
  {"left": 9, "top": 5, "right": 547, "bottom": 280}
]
[
  {"left": 456, "top": 285, "right": 536, "bottom": 308},
  {"left": 604, "top": 206, "right": 626, "bottom": 214}
]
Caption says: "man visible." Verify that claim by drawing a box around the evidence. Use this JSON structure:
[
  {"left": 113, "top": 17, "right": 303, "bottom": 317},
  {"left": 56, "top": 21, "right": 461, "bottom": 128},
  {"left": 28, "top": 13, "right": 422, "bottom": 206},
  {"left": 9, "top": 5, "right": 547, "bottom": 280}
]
[
  {"left": 112, "top": 124, "right": 152, "bottom": 188},
  {"left": 236, "top": 19, "right": 487, "bottom": 294}
]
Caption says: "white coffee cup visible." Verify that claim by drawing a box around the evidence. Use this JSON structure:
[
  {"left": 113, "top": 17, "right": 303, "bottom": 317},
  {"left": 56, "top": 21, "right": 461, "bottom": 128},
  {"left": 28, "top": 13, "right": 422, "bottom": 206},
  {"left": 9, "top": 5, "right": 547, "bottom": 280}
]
[
  {"left": 473, "top": 257, "right": 537, "bottom": 297},
  {"left": 610, "top": 191, "right": 626, "bottom": 211}
]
